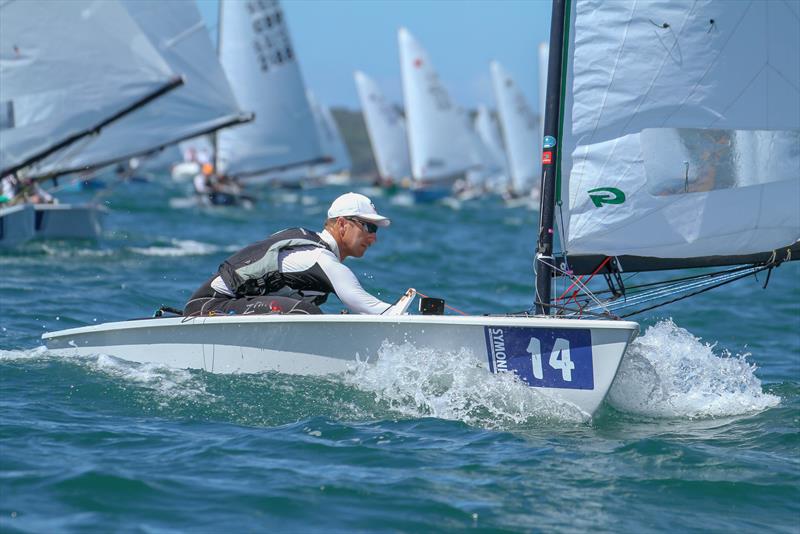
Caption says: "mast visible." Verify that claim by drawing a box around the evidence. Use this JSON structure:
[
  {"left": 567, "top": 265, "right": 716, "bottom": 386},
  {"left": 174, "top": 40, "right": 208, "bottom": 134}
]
[
  {"left": 213, "top": 0, "right": 223, "bottom": 173},
  {"left": 534, "top": 0, "right": 568, "bottom": 315}
]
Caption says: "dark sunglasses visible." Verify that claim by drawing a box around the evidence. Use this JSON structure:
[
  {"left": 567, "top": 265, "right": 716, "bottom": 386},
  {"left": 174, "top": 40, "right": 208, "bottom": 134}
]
[{"left": 346, "top": 217, "right": 378, "bottom": 234}]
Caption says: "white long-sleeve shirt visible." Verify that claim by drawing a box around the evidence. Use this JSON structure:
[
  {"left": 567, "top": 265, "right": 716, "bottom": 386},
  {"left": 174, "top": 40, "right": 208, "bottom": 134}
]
[{"left": 210, "top": 229, "right": 392, "bottom": 314}]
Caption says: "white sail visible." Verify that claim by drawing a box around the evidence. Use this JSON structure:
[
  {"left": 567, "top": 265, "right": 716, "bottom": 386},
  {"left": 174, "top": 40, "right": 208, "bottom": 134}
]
[
  {"left": 307, "top": 94, "right": 351, "bottom": 177},
  {"left": 474, "top": 106, "right": 508, "bottom": 177},
  {"left": 353, "top": 71, "right": 411, "bottom": 182},
  {"left": 398, "top": 28, "right": 476, "bottom": 182},
  {"left": 216, "top": 0, "right": 324, "bottom": 177},
  {"left": 30, "top": 0, "right": 247, "bottom": 177},
  {"left": 0, "top": 0, "right": 177, "bottom": 176},
  {"left": 560, "top": 0, "right": 800, "bottom": 260},
  {"left": 491, "top": 61, "right": 541, "bottom": 196}
]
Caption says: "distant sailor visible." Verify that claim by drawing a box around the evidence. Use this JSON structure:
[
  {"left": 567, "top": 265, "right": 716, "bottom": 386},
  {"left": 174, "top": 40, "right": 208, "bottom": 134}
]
[
  {"left": 193, "top": 163, "right": 215, "bottom": 196},
  {"left": 184, "top": 192, "right": 397, "bottom": 316}
]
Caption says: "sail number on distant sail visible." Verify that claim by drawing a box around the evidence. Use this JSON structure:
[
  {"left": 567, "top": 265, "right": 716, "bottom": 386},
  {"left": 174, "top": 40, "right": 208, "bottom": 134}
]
[
  {"left": 247, "top": 0, "right": 294, "bottom": 73},
  {"left": 484, "top": 327, "right": 594, "bottom": 390}
]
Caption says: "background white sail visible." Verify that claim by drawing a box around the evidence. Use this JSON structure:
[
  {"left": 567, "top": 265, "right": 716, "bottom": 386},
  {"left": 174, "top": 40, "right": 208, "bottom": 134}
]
[
  {"left": 216, "top": 0, "right": 324, "bottom": 177},
  {"left": 0, "top": 0, "right": 177, "bottom": 176},
  {"left": 398, "top": 27, "right": 476, "bottom": 183},
  {"left": 308, "top": 95, "right": 351, "bottom": 177},
  {"left": 560, "top": 0, "right": 800, "bottom": 259},
  {"left": 474, "top": 105, "right": 508, "bottom": 184},
  {"left": 491, "top": 61, "right": 540, "bottom": 196},
  {"left": 353, "top": 70, "right": 411, "bottom": 182},
  {"left": 31, "top": 0, "right": 248, "bottom": 177}
]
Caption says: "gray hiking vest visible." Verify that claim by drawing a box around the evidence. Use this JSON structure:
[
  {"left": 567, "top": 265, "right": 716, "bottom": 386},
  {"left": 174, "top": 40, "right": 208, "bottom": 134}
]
[{"left": 218, "top": 227, "right": 335, "bottom": 299}]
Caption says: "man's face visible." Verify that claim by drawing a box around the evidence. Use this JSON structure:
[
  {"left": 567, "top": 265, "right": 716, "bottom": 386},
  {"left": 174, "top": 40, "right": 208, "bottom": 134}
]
[{"left": 338, "top": 217, "right": 377, "bottom": 259}]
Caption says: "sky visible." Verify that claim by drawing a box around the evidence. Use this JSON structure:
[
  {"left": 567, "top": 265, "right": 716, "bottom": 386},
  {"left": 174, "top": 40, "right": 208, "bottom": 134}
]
[{"left": 195, "top": 0, "right": 552, "bottom": 112}]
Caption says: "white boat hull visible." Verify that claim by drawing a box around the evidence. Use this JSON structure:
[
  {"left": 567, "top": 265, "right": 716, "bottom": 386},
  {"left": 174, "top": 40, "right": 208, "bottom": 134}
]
[
  {"left": 33, "top": 203, "right": 107, "bottom": 240},
  {"left": 170, "top": 161, "right": 200, "bottom": 182},
  {"left": 0, "top": 204, "right": 36, "bottom": 248},
  {"left": 43, "top": 315, "right": 639, "bottom": 416}
]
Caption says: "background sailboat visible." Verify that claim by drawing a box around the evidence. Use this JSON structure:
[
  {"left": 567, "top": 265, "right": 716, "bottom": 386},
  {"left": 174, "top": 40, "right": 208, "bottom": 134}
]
[
  {"left": 216, "top": 0, "right": 326, "bottom": 181},
  {"left": 353, "top": 70, "right": 411, "bottom": 187},
  {"left": 490, "top": 61, "right": 541, "bottom": 203},
  {"left": 398, "top": 27, "right": 480, "bottom": 201},
  {"left": 307, "top": 95, "right": 352, "bottom": 184},
  {"left": 0, "top": 0, "right": 183, "bottom": 245},
  {"left": 30, "top": 0, "right": 250, "bottom": 181},
  {"left": 0, "top": 0, "right": 180, "bottom": 178},
  {"left": 472, "top": 105, "right": 509, "bottom": 194}
]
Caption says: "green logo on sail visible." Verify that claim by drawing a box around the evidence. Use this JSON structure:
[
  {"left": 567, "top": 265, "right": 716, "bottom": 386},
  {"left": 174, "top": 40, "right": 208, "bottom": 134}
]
[{"left": 588, "top": 187, "right": 626, "bottom": 207}]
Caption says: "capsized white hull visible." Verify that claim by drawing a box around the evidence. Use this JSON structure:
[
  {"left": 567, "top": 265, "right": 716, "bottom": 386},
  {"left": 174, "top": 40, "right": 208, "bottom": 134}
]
[
  {"left": 0, "top": 204, "right": 36, "bottom": 248},
  {"left": 33, "top": 203, "right": 107, "bottom": 240},
  {"left": 43, "top": 314, "right": 639, "bottom": 416}
]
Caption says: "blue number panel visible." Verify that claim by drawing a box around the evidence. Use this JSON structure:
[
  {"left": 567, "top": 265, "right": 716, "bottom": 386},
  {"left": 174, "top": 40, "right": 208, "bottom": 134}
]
[{"left": 484, "top": 327, "right": 594, "bottom": 390}]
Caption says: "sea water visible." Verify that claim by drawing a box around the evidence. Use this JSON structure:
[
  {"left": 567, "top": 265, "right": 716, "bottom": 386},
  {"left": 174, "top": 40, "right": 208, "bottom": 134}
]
[{"left": 1, "top": 181, "right": 797, "bottom": 532}]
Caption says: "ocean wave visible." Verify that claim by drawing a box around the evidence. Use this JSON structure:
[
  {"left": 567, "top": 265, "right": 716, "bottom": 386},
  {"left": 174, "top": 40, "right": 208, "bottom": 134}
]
[
  {"left": 128, "top": 238, "right": 234, "bottom": 257},
  {"left": 0, "top": 347, "right": 215, "bottom": 407}
]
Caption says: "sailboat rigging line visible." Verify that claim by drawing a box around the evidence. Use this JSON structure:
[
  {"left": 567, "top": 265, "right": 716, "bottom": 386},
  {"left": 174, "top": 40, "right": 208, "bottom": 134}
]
[
  {"left": 1, "top": 76, "right": 185, "bottom": 179},
  {"left": 532, "top": 300, "right": 618, "bottom": 319},
  {"left": 416, "top": 292, "right": 468, "bottom": 316},
  {"left": 580, "top": 261, "right": 784, "bottom": 316},
  {"left": 163, "top": 20, "right": 206, "bottom": 49},
  {"left": 555, "top": 256, "right": 611, "bottom": 303},
  {"left": 230, "top": 155, "right": 335, "bottom": 180},
  {"left": 616, "top": 265, "right": 773, "bottom": 318},
  {"left": 587, "top": 262, "right": 780, "bottom": 296},
  {"left": 537, "top": 257, "right": 611, "bottom": 314},
  {"left": 598, "top": 268, "right": 760, "bottom": 309}
]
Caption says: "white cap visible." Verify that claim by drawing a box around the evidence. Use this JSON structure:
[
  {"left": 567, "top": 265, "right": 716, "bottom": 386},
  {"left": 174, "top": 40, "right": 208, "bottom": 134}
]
[{"left": 327, "top": 192, "right": 391, "bottom": 227}]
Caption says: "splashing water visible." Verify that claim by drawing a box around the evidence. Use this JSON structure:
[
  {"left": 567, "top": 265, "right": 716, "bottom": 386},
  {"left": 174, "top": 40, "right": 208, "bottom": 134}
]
[
  {"left": 345, "top": 341, "right": 588, "bottom": 428},
  {"left": 608, "top": 319, "right": 780, "bottom": 418}
]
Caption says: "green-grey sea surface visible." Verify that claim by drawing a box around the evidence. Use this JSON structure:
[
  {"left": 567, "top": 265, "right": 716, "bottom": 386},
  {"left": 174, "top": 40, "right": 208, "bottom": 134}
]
[{"left": 1, "top": 180, "right": 798, "bottom": 532}]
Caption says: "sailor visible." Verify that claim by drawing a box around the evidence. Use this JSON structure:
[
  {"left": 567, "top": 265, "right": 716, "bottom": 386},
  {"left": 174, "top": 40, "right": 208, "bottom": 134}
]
[
  {"left": 184, "top": 192, "right": 396, "bottom": 316},
  {"left": 193, "top": 163, "right": 215, "bottom": 196},
  {"left": 0, "top": 174, "right": 20, "bottom": 203},
  {"left": 0, "top": 173, "right": 55, "bottom": 205}
]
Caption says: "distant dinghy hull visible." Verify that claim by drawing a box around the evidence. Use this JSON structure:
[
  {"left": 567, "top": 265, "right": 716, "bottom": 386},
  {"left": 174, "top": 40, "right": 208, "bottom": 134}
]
[
  {"left": 33, "top": 203, "right": 107, "bottom": 240},
  {"left": 43, "top": 315, "right": 638, "bottom": 416},
  {"left": 0, "top": 204, "right": 36, "bottom": 248}
]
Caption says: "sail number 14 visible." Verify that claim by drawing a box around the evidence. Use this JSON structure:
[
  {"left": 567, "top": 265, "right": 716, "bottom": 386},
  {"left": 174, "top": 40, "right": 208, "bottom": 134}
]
[{"left": 485, "top": 327, "right": 594, "bottom": 390}]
